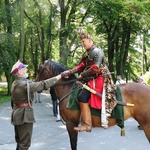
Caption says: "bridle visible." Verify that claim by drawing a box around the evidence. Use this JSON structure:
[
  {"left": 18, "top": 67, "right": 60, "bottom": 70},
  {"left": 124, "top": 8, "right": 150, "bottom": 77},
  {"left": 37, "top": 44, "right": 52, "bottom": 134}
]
[
  {"left": 37, "top": 66, "right": 52, "bottom": 81},
  {"left": 38, "top": 64, "right": 81, "bottom": 85},
  {"left": 37, "top": 64, "right": 94, "bottom": 104}
]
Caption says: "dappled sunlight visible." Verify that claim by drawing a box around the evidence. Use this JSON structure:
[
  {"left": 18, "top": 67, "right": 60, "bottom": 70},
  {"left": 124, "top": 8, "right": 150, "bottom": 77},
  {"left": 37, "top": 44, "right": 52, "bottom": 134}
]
[
  {"left": 0, "top": 116, "right": 10, "bottom": 120},
  {"left": 45, "top": 103, "right": 52, "bottom": 108},
  {"left": 32, "top": 142, "right": 45, "bottom": 148},
  {"left": 58, "top": 125, "right": 66, "bottom": 130},
  {"left": 143, "top": 72, "right": 150, "bottom": 85},
  {"left": 41, "top": 93, "right": 50, "bottom": 97}
]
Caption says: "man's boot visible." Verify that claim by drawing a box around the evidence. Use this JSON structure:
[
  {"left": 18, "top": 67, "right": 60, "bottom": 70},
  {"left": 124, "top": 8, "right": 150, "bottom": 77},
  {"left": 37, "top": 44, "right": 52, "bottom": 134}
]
[{"left": 74, "top": 102, "right": 92, "bottom": 132}]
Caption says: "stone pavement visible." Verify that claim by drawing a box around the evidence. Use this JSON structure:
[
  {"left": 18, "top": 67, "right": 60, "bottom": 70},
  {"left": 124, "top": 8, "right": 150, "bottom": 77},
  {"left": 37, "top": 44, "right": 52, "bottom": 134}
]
[{"left": 0, "top": 90, "right": 69, "bottom": 150}]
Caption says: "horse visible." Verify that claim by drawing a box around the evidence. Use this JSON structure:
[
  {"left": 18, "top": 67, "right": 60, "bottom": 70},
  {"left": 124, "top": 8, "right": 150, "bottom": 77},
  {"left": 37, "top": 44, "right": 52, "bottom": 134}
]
[{"left": 36, "top": 59, "right": 150, "bottom": 150}]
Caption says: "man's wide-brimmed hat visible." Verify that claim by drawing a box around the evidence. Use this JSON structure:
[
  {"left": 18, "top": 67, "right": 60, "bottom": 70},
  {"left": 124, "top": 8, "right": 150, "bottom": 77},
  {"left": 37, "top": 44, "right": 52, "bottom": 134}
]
[
  {"left": 79, "top": 33, "right": 93, "bottom": 40},
  {"left": 11, "top": 60, "right": 28, "bottom": 74}
]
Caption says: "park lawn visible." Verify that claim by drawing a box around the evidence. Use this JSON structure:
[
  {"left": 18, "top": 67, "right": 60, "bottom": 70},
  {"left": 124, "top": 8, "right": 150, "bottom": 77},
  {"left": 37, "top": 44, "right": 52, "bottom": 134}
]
[{"left": 0, "top": 87, "right": 11, "bottom": 104}]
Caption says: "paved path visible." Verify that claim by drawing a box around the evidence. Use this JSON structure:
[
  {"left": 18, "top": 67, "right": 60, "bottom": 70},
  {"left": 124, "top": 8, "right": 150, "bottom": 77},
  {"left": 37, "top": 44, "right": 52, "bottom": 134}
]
[{"left": 0, "top": 91, "right": 149, "bottom": 150}]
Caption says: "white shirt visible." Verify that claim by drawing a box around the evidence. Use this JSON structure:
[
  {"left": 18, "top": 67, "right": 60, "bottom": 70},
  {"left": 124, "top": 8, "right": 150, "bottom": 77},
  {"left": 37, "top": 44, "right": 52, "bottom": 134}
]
[{"left": 115, "top": 79, "right": 126, "bottom": 85}]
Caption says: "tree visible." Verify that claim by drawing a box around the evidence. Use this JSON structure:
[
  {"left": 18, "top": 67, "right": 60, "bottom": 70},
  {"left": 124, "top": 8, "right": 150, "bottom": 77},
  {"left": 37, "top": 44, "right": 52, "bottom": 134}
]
[
  {"left": 91, "top": 0, "right": 150, "bottom": 80},
  {"left": 0, "top": 0, "right": 16, "bottom": 95},
  {"left": 19, "top": 0, "right": 25, "bottom": 61}
]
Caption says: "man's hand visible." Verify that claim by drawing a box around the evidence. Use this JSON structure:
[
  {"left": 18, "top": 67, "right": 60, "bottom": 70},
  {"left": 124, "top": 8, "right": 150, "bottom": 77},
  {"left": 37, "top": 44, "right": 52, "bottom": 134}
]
[{"left": 61, "top": 70, "right": 72, "bottom": 78}]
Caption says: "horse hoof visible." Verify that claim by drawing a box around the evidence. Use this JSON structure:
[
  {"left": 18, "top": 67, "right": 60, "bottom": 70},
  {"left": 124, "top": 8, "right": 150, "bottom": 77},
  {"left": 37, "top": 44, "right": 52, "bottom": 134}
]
[
  {"left": 56, "top": 119, "right": 61, "bottom": 122},
  {"left": 138, "top": 126, "right": 143, "bottom": 130}
]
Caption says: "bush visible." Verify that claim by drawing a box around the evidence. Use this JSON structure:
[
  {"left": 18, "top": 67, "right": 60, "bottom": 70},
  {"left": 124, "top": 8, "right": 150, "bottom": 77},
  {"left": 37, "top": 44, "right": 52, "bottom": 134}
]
[{"left": 0, "top": 87, "right": 11, "bottom": 104}]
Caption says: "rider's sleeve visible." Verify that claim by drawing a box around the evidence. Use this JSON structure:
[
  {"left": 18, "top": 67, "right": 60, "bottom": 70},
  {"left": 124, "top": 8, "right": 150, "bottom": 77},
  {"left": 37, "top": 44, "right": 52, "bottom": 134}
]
[
  {"left": 80, "top": 65, "right": 99, "bottom": 77},
  {"left": 70, "top": 58, "right": 86, "bottom": 74}
]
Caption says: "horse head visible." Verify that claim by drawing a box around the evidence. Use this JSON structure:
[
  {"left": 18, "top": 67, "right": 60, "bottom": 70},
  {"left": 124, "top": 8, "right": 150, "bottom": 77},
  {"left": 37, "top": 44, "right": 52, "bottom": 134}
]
[{"left": 36, "top": 59, "right": 76, "bottom": 83}]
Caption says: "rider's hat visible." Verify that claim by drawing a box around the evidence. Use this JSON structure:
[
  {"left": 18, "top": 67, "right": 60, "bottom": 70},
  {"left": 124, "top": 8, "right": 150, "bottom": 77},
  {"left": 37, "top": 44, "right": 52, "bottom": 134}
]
[
  {"left": 11, "top": 60, "right": 28, "bottom": 74},
  {"left": 79, "top": 33, "right": 93, "bottom": 40}
]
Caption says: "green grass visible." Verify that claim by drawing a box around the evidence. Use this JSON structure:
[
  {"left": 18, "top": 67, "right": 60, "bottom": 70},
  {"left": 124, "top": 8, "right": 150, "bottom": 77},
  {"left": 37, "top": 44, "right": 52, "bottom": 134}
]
[{"left": 0, "top": 87, "right": 11, "bottom": 104}]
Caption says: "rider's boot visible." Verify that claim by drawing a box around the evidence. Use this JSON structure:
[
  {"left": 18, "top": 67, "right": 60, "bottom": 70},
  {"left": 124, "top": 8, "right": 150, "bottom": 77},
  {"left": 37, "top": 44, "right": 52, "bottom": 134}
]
[{"left": 74, "top": 102, "right": 92, "bottom": 132}]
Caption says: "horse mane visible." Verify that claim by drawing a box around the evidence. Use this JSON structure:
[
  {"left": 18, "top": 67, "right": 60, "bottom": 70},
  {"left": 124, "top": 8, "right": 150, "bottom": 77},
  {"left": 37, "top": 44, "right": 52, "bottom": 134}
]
[
  {"left": 44, "top": 59, "right": 66, "bottom": 75},
  {"left": 44, "top": 59, "right": 76, "bottom": 85}
]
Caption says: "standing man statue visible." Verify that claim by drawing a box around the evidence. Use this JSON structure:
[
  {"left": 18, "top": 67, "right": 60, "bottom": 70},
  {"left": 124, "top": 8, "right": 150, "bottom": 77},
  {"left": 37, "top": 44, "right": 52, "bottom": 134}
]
[{"left": 10, "top": 60, "right": 68, "bottom": 150}]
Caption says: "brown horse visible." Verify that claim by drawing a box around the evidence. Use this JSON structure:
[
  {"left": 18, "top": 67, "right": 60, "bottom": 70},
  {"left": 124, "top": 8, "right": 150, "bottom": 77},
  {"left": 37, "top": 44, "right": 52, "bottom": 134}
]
[{"left": 36, "top": 60, "right": 150, "bottom": 150}]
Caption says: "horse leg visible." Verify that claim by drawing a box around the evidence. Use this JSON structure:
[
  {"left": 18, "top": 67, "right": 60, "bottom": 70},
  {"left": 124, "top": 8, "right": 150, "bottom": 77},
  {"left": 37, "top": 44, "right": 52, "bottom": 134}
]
[
  {"left": 66, "top": 121, "right": 79, "bottom": 150},
  {"left": 141, "top": 123, "right": 150, "bottom": 143},
  {"left": 134, "top": 112, "right": 150, "bottom": 143}
]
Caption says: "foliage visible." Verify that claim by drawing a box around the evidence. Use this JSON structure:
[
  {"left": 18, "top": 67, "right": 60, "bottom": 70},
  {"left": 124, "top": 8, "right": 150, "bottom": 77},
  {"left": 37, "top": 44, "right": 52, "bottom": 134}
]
[
  {"left": 87, "top": 0, "right": 150, "bottom": 80},
  {"left": 143, "top": 73, "right": 150, "bottom": 85},
  {"left": 0, "top": 96, "right": 11, "bottom": 104},
  {"left": 0, "top": 87, "right": 11, "bottom": 104}
]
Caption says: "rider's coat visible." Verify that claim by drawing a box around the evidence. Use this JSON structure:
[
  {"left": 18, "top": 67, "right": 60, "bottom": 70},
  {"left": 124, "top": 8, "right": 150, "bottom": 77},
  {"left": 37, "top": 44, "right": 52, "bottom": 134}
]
[{"left": 74, "top": 45, "right": 105, "bottom": 109}]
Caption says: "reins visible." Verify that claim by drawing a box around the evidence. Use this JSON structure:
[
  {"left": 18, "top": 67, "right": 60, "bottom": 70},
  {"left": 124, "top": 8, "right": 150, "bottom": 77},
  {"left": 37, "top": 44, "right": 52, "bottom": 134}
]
[
  {"left": 53, "top": 76, "right": 99, "bottom": 102},
  {"left": 59, "top": 84, "right": 82, "bottom": 103},
  {"left": 38, "top": 65, "right": 78, "bottom": 86},
  {"left": 53, "top": 78, "right": 78, "bottom": 86}
]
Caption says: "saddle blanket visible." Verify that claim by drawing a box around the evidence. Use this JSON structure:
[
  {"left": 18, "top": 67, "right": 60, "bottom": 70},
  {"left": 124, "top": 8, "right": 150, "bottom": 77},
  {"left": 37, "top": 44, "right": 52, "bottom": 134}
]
[{"left": 66, "top": 84, "right": 124, "bottom": 129}]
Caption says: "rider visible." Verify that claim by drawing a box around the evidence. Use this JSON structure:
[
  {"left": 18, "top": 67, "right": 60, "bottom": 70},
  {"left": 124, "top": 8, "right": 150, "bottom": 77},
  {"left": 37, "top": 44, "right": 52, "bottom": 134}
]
[{"left": 65, "top": 33, "right": 106, "bottom": 132}]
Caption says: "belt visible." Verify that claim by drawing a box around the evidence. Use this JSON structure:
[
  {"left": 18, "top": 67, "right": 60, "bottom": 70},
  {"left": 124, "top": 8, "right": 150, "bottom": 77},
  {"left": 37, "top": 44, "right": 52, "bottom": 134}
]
[{"left": 14, "top": 103, "right": 30, "bottom": 107}]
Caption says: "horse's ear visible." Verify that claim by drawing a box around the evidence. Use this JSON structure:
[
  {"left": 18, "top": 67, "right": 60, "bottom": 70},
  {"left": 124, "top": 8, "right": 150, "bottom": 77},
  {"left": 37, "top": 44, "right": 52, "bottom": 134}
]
[
  {"left": 44, "top": 60, "right": 48, "bottom": 64},
  {"left": 42, "top": 57, "right": 46, "bottom": 64},
  {"left": 40, "top": 64, "right": 44, "bottom": 67},
  {"left": 42, "top": 58, "right": 51, "bottom": 64},
  {"left": 37, "top": 64, "right": 44, "bottom": 71}
]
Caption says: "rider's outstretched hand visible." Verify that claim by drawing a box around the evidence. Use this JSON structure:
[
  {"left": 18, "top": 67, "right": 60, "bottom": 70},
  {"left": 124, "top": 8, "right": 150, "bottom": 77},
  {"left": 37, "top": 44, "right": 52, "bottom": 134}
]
[{"left": 61, "top": 70, "right": 72, "bottom": 78}]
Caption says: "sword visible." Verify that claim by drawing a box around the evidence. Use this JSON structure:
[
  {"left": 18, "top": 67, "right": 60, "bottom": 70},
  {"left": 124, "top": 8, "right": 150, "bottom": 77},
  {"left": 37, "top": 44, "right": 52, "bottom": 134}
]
[{"left": 76, "top": 81, "right": 134, "bottom": 107}]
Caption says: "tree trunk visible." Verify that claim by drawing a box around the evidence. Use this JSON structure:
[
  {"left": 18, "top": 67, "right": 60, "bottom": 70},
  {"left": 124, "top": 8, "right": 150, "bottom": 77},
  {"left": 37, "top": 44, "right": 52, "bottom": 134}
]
[
  {"left": 115, "top": 18, "right": 131, "bottom": 79},
  {"left": 59, "top": 0, "right": 67, "bottom": 65},
  {"left": 19, "top": 0, "right": 25, "bottom": 61},
  {"left": 107, "top": 33, "right": 115, "bottom": 80},
  {"left": 59, "top": 0, "right": 72, "bottom": 65},
  {"left": 34, "top": 0, "right": 45, "bottom": 62},
  {"left": 142, "top": 34, "right": 148, "bottom": 73},
  {"left": 4, "top": 0, "right": 13, "bottom": 95},
  {"left": 46, "top": 1, "right": 53, "bottom": 59}
]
